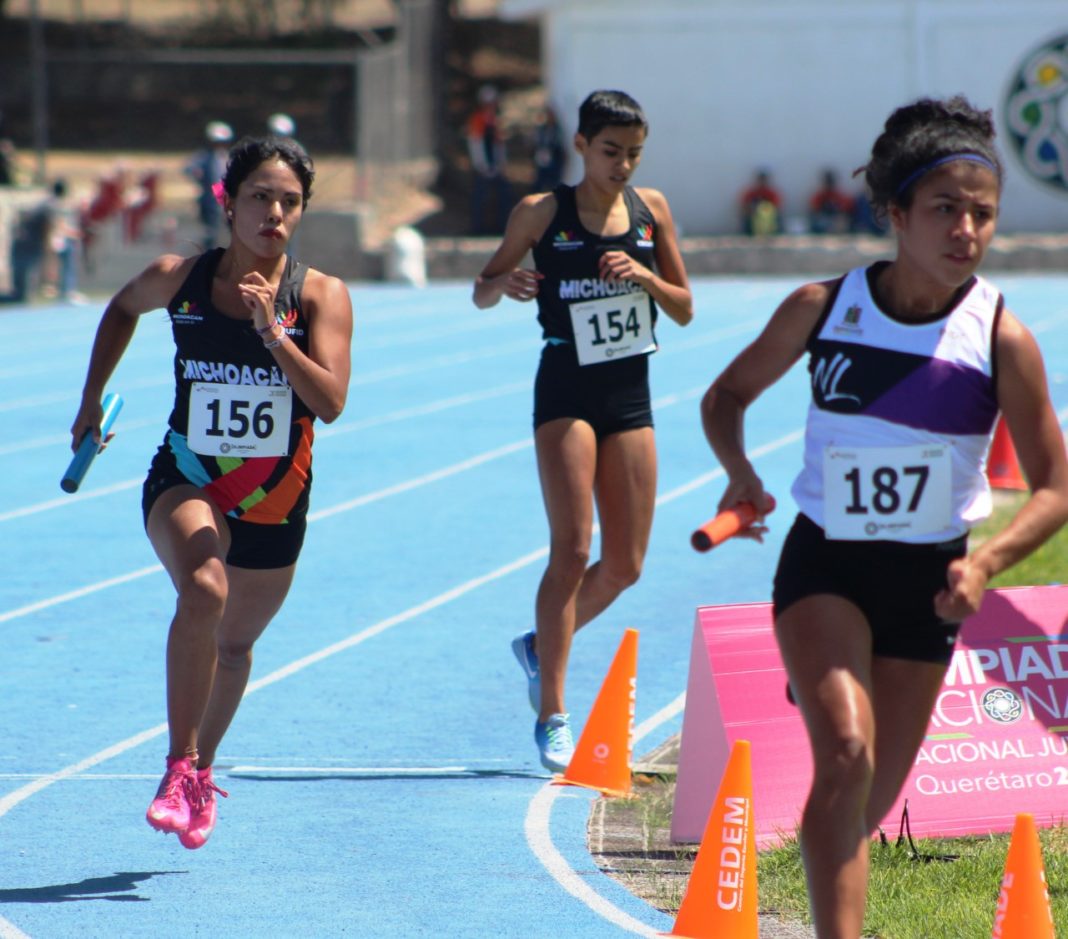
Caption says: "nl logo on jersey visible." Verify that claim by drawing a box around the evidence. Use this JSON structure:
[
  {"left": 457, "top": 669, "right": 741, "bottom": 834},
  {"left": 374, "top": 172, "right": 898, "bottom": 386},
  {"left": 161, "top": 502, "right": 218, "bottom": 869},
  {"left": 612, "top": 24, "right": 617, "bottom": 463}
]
[
  {"left": 636, "top": 223, "right": 654, "bottom": 248},
  {"left": 553, "top": 230, "right": 584, "bottom": 251},
  {"left": 812, "top": 351, "right": 861, "bottom": 406}
]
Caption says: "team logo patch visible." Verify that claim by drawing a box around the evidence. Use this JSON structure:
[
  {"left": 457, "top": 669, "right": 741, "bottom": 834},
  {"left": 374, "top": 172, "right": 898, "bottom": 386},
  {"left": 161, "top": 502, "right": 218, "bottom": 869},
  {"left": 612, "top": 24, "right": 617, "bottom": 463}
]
[
  {"left": 553, "top": 230, "right": 584, "bottom": 250},
  {"left": 1004, "top": 34, "right": 1068, "bottom": 192},
  {"left": 173, "top": 300, "right": 202, "bottom": 324},
  {"left": 980, "top": 686, "right": 1024, "bottom": 724},
  {"left": 276, "top": 307, "right": 299, "bottom": 330},
  {"left": 636, "top": 223, "right": 654, "bottom": 247}
]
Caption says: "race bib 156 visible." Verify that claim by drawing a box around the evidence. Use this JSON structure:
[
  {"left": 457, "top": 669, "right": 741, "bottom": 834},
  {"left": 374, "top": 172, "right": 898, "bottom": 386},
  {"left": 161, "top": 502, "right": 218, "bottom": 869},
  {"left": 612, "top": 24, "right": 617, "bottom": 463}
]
[{"left": 187, "top": 382, "right": 292, "bottom": 457}]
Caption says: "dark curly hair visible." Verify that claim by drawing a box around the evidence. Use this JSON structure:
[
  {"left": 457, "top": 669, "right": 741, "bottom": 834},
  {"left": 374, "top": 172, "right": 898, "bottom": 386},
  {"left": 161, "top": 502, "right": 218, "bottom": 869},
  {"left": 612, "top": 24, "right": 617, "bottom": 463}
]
[
  {"left": 221, "top": 134, "right": 315, "bottom": 208},
  {"left": 856, "top": 95, "right": 1002, "bottom": 223}
]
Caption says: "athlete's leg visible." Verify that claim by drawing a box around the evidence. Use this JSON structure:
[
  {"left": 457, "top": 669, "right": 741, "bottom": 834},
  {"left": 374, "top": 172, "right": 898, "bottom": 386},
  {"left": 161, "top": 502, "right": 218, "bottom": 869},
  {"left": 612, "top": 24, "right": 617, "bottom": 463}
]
[
  {"left": 533, "top": 417, "right": 597, "bottom": 720},
  {"left": 195, "top": 564, "right": 296, "bottom": 768},
  {"left": 775, "top": 594, "right": 876, "bottom": 939},
  {"left": 146, "top": 485, "right": 231, "bottom": 763},
  {"left": 865, "top": 656, "right": 949, "bottom": 833},
  {"left": 574, "top": 426, "right": 657, "bottom": 629}
]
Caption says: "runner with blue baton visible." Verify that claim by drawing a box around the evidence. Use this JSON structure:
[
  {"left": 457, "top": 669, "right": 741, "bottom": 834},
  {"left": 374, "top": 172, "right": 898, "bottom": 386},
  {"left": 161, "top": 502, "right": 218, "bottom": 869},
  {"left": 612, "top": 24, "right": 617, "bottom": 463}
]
[{"left": 61, "top": 391, "right": 123, "bottom": 493}]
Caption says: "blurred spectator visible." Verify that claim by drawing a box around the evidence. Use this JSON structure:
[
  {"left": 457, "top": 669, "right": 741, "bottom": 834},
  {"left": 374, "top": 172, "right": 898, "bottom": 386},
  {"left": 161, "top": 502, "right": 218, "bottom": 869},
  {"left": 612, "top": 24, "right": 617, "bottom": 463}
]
[
  {"left": 739, "top": 168, "right": 782, "bottom": 236},
  {"left": 42, "top": 179, "right": 86, "bottom": 303},
  {"left": 0, "top": 195, "right": 52, "bottom": 304},
  {"left": 0, "top": 139, "right": 14, "bottom": 187},
  {"left": 531, "top": 104, "right": 566, "bottom": 193},
  {"left": 466, "top": 85, "right": 513, "bottom": 234},
  {"left": 185, "top": 120, "right": 233, "bottom": 251},
  {"left": 808, "top": 169, "right": 854, "bottom": 234},
  {"left": 851, "top": 188, "right": 889, "bottom": 236},
  {"left": 0, "top": 110, "right": 16, "bottom": 187},
  {"left": 124, "top": 170, "right": 160, "bottom": 242},
  {"left": 267, "top": 112, "right": 296, "bottom": 139},
  {"left": 79, "top": 162, "right": 129, "bottom": 274}
]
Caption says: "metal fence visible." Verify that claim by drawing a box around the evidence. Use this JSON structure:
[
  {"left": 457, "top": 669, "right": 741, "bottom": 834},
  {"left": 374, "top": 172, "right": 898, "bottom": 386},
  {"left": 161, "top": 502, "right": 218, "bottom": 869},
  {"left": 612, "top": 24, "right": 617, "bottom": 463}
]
[{"left": 354, "top": 0, "right": 439, "bottom": 196}]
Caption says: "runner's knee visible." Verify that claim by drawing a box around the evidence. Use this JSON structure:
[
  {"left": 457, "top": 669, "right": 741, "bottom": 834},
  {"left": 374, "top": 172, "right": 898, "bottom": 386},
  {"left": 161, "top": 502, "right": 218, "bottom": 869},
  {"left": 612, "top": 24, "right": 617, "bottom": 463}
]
[
  {"left": 547, "top": 544, "right": 590, "bottom": 583},
  {"left": 216, "top": 638, "right": 254, "bottom": 668},
  {"left": 600, "top": 556, "right": 643, "bottom": 592},
  {"left": 811, "top": 733, "right": 874, "bottom": 799},
  {"left": 175, "top": 559, "right": 228, "bottom": 622}
]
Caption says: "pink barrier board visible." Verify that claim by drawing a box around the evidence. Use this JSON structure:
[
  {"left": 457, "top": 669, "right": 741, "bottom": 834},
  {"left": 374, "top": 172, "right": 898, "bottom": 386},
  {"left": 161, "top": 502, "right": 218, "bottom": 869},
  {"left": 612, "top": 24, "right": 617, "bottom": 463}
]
[{"left": 671, "top": 586, "right": 1068, "bottom": 848}]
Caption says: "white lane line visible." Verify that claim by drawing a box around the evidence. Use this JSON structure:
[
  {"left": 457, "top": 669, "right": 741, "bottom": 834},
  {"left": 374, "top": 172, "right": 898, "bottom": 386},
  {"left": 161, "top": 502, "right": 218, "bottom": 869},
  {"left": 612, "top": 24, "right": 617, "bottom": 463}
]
[
  {"left": 0, "top": 382, "right": 708, "bottom": 621},
  {"left": 0, "top": 416, "right": 159, "bottom": 457},
  {"left": 0, "top": 430, "right": 800, "bottom": 939},
  {"left": 522, "top": 694, "right": 688, "bottom": 939},
  {"left": 0, "top": 381, "right": 529, "bottom": 522},
  {"left": 0, "top": 918, "right": 31, "bottom": 939},
  {"left": 517, "top": 426, "right": 807, "bottom": 936},
  {"left": 316, "top": 380, "right": 528, "bottom": 441},
  {"left": 309, "top": 440, "right": 532, "bottom": 520},
  {"left": 227, "top": 766, "right": 470, "bottom": 777},
  {"left": 0, "top": 480, "right": 142, "bottom": 523},
  {"left": 0, "top": 547, "right": 553, "bottom": 822},
  {"left": 0, "top": 565, "right": 163, "bottom": 625}
]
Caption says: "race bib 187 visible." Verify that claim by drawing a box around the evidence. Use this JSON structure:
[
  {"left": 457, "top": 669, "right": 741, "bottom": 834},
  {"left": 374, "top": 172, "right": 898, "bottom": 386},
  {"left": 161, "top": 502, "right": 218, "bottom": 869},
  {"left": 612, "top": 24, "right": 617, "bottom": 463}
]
[{"left": 822, "top": 444, "right": 952, "bottom": 540}]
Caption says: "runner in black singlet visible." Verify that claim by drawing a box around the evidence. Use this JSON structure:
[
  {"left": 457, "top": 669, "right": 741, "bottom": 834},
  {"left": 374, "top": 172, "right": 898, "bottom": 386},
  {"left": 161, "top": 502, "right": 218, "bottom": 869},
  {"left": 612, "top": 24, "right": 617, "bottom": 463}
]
[
  {"left": 70, "top": 135, "right": 353, "bottom": 849},
  {"left": 473, "top": 90, "right": 693, "bottom": 772}
]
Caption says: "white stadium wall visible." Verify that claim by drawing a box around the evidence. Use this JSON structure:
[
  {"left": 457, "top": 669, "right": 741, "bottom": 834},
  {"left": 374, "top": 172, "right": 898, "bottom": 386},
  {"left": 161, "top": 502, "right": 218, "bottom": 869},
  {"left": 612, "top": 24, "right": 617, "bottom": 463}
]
[{"left": 502, "top": 0, "right": 1068, "bottom": 235}]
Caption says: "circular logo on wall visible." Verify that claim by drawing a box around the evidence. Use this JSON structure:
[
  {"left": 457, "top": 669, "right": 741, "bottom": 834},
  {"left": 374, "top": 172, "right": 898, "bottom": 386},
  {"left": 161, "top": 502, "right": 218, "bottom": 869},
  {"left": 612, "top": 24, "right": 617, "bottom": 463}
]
[
  {"left": 979, "top": 686, "right": 1023, "bottom": 724},
  {"left": 1004, "top": 34, "right": 1068, "bottom": 194}
]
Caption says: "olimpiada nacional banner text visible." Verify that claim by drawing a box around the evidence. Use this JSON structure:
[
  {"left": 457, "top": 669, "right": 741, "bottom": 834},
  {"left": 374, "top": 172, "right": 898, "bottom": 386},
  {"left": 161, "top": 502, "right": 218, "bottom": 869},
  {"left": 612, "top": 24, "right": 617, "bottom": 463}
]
[{"left": 672, "top": 585, "right": 1068, "bottom": 847}]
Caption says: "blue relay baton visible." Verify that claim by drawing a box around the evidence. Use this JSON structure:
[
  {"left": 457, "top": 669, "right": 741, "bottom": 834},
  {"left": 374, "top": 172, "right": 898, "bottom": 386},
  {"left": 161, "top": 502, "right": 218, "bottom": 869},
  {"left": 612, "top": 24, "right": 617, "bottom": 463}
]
[{"left": 61, "top": 392, "right": 124, "bottom": 493}]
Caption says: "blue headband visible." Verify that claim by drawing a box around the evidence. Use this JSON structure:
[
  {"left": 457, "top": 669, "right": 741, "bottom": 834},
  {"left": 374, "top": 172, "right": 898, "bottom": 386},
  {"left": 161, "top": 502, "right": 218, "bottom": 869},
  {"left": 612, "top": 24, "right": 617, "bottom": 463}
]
[{"left": 894, "top": 153, "right": 998, "bottom": 198}]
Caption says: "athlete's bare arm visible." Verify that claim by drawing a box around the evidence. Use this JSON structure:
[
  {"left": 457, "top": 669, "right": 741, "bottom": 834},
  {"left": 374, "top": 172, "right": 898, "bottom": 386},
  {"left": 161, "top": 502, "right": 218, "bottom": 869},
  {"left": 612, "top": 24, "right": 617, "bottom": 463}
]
[
  {"left": 620, "top": 186, "right": 692, "bottom": 325},
  {"left": 472, "top": 193, "right": 556, "bottom": 308},
  {"left": 71, "top": 254, "right": 195, "bottom": 446},
  {"left": 935, "top": 309, "right": 1068, "bottom": 618},
  {"left": 701, "top": 280, "right": 832, "bottom": 515}
]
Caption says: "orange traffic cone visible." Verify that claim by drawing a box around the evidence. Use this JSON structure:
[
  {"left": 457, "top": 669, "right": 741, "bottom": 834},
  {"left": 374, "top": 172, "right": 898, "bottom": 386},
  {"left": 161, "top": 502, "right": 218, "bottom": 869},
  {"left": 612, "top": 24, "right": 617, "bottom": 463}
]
[
  {"left": 663, "top": 739, "right": 758, "bottom": 939},
  {"left": 987, "top": 417, "right": 1027, "bottom": 491},
  {"left": 552, "top": 628, "right": 637, "bottom": 798},
  {"left": 991, "top": 813, "right": 1055, "bottom": 938}
]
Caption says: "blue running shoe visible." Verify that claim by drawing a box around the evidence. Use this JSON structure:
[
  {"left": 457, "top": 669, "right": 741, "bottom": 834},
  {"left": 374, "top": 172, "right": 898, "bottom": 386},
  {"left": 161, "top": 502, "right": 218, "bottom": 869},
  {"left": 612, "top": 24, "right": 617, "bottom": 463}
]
[
  {"left": 511, "top": 630, "right": 540, "bottom": 712},
  {"left": 534, "top": 713, "right": 574, "bottom": 773}
]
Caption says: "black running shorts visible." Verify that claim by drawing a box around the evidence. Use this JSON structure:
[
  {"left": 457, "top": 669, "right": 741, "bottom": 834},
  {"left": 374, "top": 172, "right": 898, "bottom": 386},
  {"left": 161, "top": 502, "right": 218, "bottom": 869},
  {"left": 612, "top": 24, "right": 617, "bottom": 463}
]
[
  {"left": 532, "top": 341, "right": 653, "bottom": 440},
  {"left": 772, "top": 512, "right": 967, "bottom": 664}
]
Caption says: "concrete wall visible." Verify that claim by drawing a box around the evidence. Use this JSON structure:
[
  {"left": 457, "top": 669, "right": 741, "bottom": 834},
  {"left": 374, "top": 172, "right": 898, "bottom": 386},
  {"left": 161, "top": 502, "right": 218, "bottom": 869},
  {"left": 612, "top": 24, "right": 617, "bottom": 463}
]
[{"left": 502, "top": 0, "right": 1068, "bottom": 235}]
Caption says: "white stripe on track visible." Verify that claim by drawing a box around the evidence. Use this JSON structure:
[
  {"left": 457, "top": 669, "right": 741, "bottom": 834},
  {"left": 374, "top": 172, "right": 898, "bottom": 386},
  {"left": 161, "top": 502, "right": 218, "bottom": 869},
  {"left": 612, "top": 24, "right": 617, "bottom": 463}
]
[
  {"left": 0, "top": 430, "right": 801, "bottom": 939},
  {"left": 523, "top": 696, "right": 686, "bottom": 939},
  {"left": 0, "top": 382, "right": 707, "bottom": 616},
  {"left": 0, "top": 565, "right": 163, "bottom": 625},
  {"left": 0, "top": 382, "right": 529, "bottom": 523},
  {"left": 0, "top": 919, "right": 31, "bottom": 939},
  {"left": 0, "top": 416, "right": 158, "bottom": 457},
  {"left": 0, "top": 480, "right": 142, "bottom": 523}
]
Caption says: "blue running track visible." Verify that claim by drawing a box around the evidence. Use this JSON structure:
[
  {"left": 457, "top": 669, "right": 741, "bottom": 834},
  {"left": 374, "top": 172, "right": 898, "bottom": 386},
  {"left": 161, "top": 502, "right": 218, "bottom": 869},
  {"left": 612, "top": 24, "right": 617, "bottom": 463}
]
[{"left": 2, "top": 275, "right": 1067, "bottom": 938}]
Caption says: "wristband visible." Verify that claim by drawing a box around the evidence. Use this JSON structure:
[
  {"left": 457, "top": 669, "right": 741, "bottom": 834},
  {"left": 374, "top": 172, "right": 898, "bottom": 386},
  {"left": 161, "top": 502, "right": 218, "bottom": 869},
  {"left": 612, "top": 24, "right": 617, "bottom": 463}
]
[
  {"left": 255, "top": 321, "right": 278, "bottom": 336},
  {"left": 263, "top": 324, "right": 286, "bottom": 349}
]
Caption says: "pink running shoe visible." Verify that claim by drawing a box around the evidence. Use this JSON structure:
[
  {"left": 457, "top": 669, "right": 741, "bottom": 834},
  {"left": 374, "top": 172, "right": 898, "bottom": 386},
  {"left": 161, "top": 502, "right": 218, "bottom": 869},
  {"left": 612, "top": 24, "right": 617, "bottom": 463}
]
[
  {"left": 178, "top": 766, "right": 228, "bottom": 850},
  {"left": 145, "top": 756, "right": 196, "bottom": 834}
]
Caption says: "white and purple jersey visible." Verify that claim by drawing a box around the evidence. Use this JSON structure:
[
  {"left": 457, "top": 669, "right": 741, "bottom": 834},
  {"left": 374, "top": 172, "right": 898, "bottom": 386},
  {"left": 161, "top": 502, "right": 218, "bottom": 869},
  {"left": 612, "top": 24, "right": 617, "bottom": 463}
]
[{"left": 792, "top": 263, "right": 1002, "bottom": 543}]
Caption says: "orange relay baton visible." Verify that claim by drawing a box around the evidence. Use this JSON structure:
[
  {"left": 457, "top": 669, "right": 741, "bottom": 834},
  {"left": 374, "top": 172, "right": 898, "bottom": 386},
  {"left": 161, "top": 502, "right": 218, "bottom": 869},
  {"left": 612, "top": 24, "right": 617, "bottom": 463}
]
[{"left": 691, "top": 494, "right": 776, "bottom": 552}]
